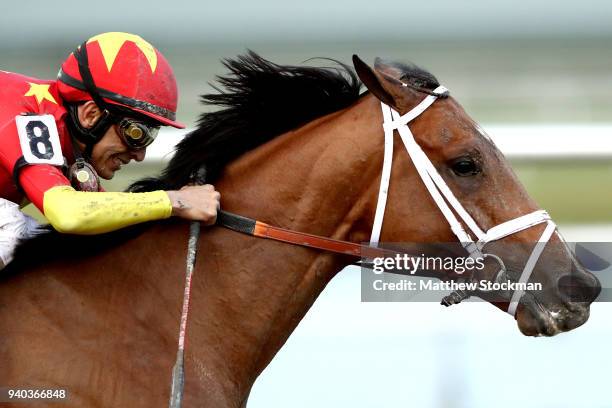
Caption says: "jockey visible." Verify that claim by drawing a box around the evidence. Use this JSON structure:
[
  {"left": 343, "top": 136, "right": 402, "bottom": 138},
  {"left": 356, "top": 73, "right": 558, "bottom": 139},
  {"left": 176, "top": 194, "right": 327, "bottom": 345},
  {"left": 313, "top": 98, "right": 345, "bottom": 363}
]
[{"left": 0, "top": 32, "right": 220, "bottom": 269}]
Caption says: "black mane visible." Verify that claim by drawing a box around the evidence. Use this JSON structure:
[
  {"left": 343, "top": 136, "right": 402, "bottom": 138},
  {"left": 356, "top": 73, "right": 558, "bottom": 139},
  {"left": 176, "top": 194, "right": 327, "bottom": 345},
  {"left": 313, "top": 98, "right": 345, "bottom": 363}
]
[{"left": 129, "top": 50, "right": 362, "bottom": 191}]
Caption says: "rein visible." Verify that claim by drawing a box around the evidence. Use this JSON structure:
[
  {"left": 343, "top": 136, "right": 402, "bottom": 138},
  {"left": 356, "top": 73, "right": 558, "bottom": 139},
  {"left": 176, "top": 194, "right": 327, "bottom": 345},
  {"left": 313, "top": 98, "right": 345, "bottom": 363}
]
[
  {"left": 216, "top": 210, "right": 399, "bottom": 259},
  {"left": 168, "top": 169, "right": 207, "bottom": 408}
]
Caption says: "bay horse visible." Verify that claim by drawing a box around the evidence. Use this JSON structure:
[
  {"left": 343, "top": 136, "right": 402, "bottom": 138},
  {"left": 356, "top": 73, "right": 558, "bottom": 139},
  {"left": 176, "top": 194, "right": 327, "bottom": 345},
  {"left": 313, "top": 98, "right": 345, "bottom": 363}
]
[{"left": 0, "top": 52, "right": 600, "bottom": 407}]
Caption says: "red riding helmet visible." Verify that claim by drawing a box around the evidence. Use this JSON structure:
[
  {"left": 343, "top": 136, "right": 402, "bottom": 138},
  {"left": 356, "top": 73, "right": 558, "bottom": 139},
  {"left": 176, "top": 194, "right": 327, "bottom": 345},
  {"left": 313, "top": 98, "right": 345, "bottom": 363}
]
[{"left": 57, "top": 32, "right": 185, "bottom": 129}]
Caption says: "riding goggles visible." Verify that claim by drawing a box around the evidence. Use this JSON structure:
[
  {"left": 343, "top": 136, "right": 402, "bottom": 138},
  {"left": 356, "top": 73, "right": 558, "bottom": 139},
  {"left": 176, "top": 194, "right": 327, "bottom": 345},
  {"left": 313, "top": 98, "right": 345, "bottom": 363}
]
[{"left": 117, "top": 118, "right": 160, "bottom": 150}]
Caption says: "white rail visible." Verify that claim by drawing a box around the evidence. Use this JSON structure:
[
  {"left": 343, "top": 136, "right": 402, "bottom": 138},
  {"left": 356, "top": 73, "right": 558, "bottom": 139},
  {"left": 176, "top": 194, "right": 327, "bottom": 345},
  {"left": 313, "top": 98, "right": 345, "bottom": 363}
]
[{"left": 144, "top": 124, "right": 612, "bottom": 162}]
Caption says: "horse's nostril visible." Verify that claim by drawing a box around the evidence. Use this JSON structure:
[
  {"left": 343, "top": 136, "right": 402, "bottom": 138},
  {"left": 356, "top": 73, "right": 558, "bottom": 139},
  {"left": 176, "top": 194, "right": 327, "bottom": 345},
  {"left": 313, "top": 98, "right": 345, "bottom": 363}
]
[{"left": 557, "top": 273, "right": 601, "bottom": 303}]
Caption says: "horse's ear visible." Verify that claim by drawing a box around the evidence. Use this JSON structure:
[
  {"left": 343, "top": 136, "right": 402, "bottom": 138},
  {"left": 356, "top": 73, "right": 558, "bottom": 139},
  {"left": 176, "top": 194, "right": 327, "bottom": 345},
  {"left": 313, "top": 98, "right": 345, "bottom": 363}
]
[
  {"left": 352, "top": 54, "right": 396, "bottom": 108},
  {"left": 373, "top": 57, "right": 407, "bottom": 84}
]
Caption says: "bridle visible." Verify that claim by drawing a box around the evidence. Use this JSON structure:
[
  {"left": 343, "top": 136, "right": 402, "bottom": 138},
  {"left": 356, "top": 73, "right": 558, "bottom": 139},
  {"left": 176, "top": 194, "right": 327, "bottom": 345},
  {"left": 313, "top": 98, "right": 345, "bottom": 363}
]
[
  {"left": 213, "top": 85, "right": 558, "bottom": 316},
  {"left": 372, "top": 84, "right": 557, "bottom": 315}
]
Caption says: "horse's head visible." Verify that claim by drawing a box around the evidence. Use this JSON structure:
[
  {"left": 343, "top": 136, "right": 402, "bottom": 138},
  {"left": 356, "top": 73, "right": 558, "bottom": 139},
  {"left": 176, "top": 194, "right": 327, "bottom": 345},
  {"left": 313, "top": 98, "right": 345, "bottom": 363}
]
[{"left": 352, "top": 55, "right": 600, "bottom": 336}]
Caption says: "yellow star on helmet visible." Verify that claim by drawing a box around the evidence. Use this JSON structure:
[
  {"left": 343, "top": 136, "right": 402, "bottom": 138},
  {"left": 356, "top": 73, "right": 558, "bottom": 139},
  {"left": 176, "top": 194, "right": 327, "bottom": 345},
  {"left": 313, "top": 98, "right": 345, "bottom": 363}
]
[
  {"left": 24, "top": 82, "right": 57, "bottom": 105},
  {"left": 87, "top": 32, "right": 157, "bottom": 73}
]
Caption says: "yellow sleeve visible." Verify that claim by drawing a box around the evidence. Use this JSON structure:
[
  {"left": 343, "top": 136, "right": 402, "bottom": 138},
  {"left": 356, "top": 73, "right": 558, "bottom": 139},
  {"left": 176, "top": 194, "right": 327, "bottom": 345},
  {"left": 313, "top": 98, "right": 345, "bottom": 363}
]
[{"left": 43, "top": 186, "right": 173, "bottom": 234}]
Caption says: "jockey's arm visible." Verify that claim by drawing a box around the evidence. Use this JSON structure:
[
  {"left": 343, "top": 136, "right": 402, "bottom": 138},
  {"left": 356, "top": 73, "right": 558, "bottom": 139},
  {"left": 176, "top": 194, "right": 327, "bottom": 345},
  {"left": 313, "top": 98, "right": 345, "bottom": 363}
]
[{"left": 19, "top": 165, "right": 219, "bottom": 234}]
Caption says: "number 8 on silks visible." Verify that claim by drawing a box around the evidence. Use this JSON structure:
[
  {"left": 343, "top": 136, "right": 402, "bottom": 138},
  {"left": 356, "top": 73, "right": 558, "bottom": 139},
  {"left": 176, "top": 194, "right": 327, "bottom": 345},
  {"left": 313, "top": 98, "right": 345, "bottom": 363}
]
[{"left": 15, "top": 114, "right": 64, "bottom": 166}]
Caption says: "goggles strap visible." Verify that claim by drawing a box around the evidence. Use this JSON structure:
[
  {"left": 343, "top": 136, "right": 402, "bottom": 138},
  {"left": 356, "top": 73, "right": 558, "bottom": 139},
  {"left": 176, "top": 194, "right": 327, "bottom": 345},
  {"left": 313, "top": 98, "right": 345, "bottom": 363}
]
[
  {"left": 65, "top": 104, "right": 115, "bottom": 157},
  {"left": 74, "top": 42, "right": 108, "bottom": 113},
  {"left": 67, "top": 42, "right": 118, "bottom": 149}
]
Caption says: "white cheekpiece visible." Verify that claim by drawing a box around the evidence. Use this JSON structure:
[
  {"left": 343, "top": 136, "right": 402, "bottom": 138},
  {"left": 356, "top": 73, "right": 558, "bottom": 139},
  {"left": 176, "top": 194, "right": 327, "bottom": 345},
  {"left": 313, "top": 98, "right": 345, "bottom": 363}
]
[
  {"left": 370, "top": 85, "right": 557, "bottom": 316},
  {"left": 0, "top": 198, "right": 44, "bottom": 268}
]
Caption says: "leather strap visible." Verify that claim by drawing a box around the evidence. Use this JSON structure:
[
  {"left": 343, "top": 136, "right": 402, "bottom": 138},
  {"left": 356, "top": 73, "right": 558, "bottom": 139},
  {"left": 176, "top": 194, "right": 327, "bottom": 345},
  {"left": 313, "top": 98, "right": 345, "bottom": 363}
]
[
  {"left": 74, "top": 42, "right": 108, "bottom": 113},
  {"left": 217, "top": 210, "right": 398, "bottom": 259}
]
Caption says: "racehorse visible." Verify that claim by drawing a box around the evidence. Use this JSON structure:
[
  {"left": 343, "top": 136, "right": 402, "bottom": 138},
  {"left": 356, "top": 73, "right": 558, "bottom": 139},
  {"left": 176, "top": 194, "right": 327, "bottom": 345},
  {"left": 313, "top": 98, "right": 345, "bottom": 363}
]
[{"left": 0, "top": 52, "right": 600, "bottom": 407}]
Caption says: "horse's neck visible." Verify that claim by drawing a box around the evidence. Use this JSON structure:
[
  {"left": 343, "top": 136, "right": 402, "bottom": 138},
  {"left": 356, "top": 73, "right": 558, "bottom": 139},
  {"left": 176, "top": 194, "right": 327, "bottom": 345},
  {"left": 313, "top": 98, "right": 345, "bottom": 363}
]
[
  {"left": 186, "top": 94, "right": 386, "bottom": 404},
  {"left": 219, "top": 93, "right": 384, "bottom": 241}
]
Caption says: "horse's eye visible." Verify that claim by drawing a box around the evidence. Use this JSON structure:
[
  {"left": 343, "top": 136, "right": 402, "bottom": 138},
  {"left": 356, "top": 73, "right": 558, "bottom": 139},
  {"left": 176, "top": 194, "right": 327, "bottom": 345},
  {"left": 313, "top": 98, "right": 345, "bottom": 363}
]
[{"left": 451, "top": 157, "right": 480, "bottom": 176}]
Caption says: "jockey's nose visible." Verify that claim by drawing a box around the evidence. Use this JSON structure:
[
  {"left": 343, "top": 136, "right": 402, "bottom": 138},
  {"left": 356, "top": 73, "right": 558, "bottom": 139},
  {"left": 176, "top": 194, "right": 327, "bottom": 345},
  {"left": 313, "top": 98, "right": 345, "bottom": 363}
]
[{"left": 130, "top": 148, "right": 146, "bottom": 162}]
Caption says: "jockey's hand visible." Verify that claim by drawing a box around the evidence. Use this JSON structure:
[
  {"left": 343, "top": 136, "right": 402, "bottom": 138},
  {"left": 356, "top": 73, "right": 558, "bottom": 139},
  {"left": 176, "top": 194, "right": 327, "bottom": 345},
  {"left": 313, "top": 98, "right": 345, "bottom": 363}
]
[{"left": 166, "top": 184, "right": 220, "bottom": 225}]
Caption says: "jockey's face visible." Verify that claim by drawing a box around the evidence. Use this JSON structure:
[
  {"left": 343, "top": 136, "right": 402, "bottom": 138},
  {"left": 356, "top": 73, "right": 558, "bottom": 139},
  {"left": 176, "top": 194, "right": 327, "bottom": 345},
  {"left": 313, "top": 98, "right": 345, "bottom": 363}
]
[
  {"left": 90, "top": 124, "right": 146, "bottom": 179},
  {"left": 76, "top": 101, "right": 147, "bottom": 180}
]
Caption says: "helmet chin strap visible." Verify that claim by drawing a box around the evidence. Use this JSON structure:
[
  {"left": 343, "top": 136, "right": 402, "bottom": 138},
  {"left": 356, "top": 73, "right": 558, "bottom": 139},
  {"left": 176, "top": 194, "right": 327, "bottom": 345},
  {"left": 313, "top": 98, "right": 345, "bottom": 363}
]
[
  {"left": 65, "top": 104, "right": 113, "bottom": 159},
  {"left": 370, "top": 85, "right": 557, "bottom": 316}
]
